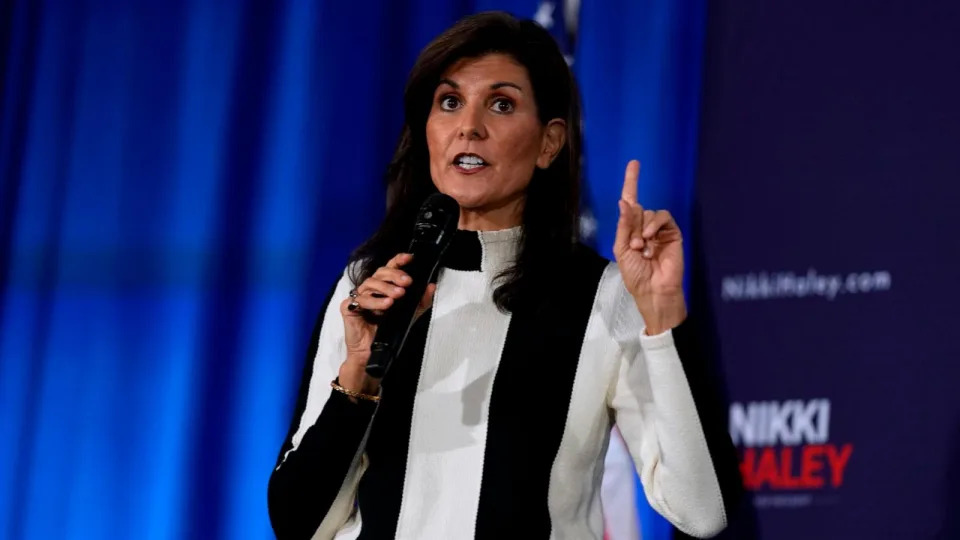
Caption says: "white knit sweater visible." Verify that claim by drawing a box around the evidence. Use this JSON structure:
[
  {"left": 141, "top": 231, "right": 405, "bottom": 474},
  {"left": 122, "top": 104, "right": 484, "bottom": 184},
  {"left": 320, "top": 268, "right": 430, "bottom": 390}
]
[{"left": 268, "top": 227, "right": 733, "bottom": 540}]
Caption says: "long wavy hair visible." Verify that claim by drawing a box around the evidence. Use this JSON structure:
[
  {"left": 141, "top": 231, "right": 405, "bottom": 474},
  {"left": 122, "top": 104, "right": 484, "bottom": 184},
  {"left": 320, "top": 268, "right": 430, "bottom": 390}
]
[{"left": 348, "top": 11, "right": 583, "bottom": 312}]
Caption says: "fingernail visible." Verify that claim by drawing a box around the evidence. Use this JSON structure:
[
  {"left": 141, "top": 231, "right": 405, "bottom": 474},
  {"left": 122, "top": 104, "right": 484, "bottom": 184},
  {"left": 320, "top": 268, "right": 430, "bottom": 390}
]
[
  {"left": 642, "top": 247, "right": 652, "bottom": 258},
  {"left": 394, "top": 287, "right": 404, "bottom": 294}
]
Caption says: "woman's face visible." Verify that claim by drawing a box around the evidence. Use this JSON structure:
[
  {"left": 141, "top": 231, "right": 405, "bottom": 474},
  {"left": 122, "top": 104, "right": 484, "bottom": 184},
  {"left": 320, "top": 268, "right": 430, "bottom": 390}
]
[{"left": 426, "top": 53, "right": 565, "bottom": 230}]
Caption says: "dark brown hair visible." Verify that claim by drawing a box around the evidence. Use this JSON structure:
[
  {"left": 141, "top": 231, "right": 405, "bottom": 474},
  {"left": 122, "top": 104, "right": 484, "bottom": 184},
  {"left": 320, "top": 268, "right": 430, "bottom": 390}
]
[{"left": 348, "top": 11, "right": 583, "bottom": 312}]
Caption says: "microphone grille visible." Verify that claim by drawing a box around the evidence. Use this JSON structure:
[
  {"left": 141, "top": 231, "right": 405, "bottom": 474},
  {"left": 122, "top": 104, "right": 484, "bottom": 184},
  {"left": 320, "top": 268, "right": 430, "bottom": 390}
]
[{"left": 413, "top": 193, "right": 459, "bottom": 245}]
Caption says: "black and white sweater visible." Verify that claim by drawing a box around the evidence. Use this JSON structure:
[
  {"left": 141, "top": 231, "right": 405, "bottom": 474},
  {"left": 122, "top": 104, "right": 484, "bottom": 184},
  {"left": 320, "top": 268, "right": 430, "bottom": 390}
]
[{"left": 268, "top": 227, "right": 739, "bottom": 539}]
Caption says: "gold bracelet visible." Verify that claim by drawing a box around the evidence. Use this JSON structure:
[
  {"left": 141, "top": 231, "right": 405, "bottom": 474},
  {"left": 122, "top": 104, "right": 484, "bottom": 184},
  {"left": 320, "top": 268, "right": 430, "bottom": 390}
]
[{"left": 330, "top": 379, "right": 381, "bottom": 402}]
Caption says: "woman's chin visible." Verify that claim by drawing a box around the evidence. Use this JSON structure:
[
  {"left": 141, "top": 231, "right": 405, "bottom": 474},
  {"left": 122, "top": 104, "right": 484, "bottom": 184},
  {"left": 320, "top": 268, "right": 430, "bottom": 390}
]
[{"left": 435, "top": 188, "right": 486, "bottom": 210}]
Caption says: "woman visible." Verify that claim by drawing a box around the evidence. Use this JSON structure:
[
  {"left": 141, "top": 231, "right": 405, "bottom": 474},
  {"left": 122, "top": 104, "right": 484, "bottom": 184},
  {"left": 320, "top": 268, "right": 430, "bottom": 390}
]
[{"left": 268, "top": 11, "right": 738, "bottom": 540}]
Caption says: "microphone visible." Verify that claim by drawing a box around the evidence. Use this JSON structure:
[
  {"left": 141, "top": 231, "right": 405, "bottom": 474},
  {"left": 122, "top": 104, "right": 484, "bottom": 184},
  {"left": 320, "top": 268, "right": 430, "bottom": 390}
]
[{"left": 365, "top": 193, "right": 460, "bottom": 379}]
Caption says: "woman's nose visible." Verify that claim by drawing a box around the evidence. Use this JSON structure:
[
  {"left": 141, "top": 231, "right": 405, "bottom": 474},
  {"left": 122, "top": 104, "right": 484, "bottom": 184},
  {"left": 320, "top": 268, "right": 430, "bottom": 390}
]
[{"left": 457, "top": 105, "right": 487, "bottom": 140}]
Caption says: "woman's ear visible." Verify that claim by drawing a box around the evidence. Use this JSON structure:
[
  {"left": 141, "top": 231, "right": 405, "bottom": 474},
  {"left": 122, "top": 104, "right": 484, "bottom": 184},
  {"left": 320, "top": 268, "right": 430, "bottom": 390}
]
[{"left": 536, "top": 119, "right": 567, "bottom": 169}]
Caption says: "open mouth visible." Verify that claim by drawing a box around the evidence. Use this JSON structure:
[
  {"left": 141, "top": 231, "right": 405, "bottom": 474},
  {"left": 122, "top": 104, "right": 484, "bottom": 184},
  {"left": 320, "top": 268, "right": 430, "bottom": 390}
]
[{"left": 453, "top": 153, "right": 489, "bottom": 172}]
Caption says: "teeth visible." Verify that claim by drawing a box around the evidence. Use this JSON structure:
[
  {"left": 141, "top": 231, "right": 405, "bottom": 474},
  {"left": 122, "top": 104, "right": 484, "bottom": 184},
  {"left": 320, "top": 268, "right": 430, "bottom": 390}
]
[{"left": 457, "top": 155, "right": 486, "bottom": 166}]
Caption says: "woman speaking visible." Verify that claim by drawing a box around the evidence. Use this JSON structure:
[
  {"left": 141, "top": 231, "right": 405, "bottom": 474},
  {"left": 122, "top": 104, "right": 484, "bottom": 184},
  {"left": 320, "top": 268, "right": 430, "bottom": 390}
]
[{"left": 268, "top": 11, "right": 738, "bottom": 540}]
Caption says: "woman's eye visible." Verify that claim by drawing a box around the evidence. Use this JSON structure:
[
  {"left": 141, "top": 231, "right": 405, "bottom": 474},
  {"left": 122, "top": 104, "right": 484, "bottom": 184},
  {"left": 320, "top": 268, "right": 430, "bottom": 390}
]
[
  {"left": 491, "top": 98, "right": 514, "bottom": 113},
  {"left": 440, "top": 96, "right": 461, "bottom": 111}
]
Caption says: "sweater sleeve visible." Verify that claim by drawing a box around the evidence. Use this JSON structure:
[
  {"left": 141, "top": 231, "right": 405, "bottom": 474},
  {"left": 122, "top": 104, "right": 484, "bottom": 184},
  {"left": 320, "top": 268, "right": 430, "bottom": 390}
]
[
  {"left": 606, "top": 280, "right": 741, "bottom": 538},
  {"left": 268, "top": 270, "right": 378, "bottom": 540}
]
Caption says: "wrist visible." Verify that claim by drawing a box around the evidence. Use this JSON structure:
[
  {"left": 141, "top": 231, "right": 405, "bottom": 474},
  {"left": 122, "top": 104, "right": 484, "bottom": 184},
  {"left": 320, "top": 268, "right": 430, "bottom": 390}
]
[
  {"left": 338, "top": 360, "right": 380, "bottom": 395},
  {"left": 635, "top": 293, "right": 687, "bottom": 335}
]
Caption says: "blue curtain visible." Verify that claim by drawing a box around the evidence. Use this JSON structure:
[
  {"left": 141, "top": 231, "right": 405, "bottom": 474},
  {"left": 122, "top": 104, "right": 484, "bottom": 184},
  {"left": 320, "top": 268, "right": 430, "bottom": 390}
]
[{"left": 0, "top": 1, "right": 705, "bottom": 538}]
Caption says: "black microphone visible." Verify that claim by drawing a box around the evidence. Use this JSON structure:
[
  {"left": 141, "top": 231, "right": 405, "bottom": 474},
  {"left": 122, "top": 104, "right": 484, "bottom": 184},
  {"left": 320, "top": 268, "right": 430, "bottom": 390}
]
[{"left": 365, "top": 193, "right": 460, "bottom": 379}]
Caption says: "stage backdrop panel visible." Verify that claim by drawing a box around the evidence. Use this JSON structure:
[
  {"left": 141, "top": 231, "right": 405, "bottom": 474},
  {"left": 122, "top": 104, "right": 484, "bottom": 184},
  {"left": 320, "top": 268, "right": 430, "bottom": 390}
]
[{"left": 693, "top": 1, "right": 960, "bottom": 538}]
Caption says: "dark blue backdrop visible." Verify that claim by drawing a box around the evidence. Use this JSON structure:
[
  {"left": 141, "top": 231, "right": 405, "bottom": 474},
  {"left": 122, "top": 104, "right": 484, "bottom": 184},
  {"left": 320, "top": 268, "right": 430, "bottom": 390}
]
[
  {"left": 0, "top": 1, "right": 707, "bottom": 538},
  {"left": 695, "top": 1, "right": 960, "bottom": 538}
]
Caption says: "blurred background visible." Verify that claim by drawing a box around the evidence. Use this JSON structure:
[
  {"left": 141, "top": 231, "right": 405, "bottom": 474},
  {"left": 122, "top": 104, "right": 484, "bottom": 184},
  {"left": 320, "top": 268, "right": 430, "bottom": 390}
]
[{"left": 1, "top": 1, "right": 958, "bottom": 539}]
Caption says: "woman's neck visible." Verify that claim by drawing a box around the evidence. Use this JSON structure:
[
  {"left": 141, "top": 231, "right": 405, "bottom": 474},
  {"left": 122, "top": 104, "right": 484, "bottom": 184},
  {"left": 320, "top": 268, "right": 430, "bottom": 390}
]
[{"left": 457, "top": 199, "right": 524, "bottom": 231}]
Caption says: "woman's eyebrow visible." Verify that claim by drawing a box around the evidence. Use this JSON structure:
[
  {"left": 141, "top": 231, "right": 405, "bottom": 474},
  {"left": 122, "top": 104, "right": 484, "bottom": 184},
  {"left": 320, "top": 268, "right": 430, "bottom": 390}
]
[
  {"left": 490, "top": 81, "right": 523, "bottom": 92},
  {"left": 436, "top": 79, "right": 523, "bottom": 93}
]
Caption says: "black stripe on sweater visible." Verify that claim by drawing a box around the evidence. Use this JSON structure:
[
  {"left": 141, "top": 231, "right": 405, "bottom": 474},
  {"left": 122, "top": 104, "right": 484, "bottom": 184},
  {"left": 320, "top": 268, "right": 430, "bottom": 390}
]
[
  {"left": 474, "top": 245, "right": 609, "bottom": 538},
  {"left": 267, "top": 276, "right": 378, "bottom": 540},
  {"left": 440, "top": 230, "right": 483, "bottom": 271},
  {"left": 355, "top": 309, "right": 432, "bottom": 539}
]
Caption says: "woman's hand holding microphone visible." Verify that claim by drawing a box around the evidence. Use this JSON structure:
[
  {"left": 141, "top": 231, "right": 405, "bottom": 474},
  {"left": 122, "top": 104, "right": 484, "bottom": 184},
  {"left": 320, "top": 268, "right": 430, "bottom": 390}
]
[{"left": 338, "top": 253, "right": 436, "bottom": 398}]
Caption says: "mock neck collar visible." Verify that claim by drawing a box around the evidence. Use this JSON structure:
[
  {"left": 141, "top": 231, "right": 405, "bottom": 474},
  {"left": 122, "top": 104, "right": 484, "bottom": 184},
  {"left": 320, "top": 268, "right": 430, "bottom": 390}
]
[{"left": 440, "top": 227, "right": 521, "bottom": 272}]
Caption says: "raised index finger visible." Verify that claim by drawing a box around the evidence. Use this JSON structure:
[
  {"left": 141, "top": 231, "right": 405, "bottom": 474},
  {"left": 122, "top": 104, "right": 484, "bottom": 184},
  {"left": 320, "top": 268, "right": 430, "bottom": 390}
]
[{"left": 621, "top": 160, "right": 640, "bottom": 204}]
